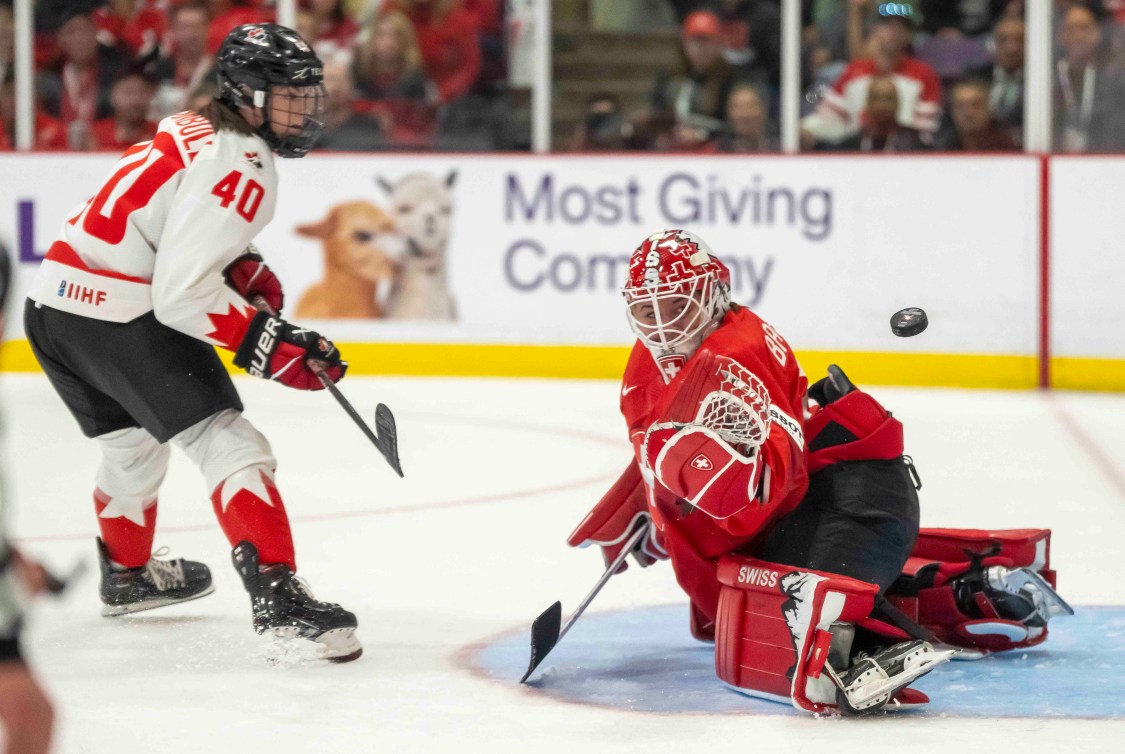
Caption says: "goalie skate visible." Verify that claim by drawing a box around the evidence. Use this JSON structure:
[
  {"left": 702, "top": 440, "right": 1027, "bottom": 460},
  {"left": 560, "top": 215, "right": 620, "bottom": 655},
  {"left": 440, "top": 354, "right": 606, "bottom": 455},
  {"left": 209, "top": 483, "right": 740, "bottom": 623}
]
[
  {"left": 232, "top": 541, "right": 362, "bottom": 663},
  {"left": 833, "top": 640, "right": 956, "bottom": 714},
  {"left": 984, "top": 566, "right": 1074, "bottom": 627}
]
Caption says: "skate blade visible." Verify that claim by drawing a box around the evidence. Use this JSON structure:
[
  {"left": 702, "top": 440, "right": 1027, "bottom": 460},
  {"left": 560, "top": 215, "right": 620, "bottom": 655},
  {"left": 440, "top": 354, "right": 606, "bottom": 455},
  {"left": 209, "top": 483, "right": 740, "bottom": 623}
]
[
  {"left": 846, "top": 648, "right": 957, "bottom": 709},
  {"left": 265, "top": 626, "right": 363, "bottom": 663},
  {"left": 1008, "top": 568, "right": 1075, "bottom": 621},
  {"left": 101, "top": 584, "right": 216, "bottom": 617}
]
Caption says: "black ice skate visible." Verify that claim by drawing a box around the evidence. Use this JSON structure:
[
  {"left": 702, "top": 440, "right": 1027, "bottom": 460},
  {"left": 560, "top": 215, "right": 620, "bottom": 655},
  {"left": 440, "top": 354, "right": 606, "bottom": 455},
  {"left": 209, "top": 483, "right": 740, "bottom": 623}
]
[
  {"left": 97, "top": 537, "right": 215, "bottom": 617},
  {"left": 832, "top": 639, "right": 954, "bottom": 715},
  {"left": 231, "top": 541, "right": 362, "bottom": 662}
]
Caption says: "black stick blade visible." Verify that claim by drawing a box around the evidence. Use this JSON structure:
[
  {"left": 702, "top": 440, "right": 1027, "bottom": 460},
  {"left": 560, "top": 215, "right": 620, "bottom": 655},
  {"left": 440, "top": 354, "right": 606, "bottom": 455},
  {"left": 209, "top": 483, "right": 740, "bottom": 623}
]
[
  {"left": 374, "top": 403, "right": 404, "bottom": 477},
  {"left": 520, "top": 600, "right": 562, "bottom": 683}
]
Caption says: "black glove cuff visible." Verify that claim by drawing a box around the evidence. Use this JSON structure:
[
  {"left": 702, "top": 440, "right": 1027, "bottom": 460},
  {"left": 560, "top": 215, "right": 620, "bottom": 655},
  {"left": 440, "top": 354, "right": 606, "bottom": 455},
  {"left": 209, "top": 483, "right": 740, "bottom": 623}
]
[{"left": 233, "top": 310, "right": 280, "bottom": 377}]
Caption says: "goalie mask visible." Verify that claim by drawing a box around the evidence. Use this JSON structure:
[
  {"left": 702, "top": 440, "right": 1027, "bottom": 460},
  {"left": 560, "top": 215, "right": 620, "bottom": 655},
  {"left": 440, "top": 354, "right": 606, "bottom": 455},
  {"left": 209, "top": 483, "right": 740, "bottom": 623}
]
[
  {"left": 623, "top": 229, "right": 731, "bottom": 381},
  {"left": 216, "top": 24, "right": 327, "bottom": 158}
]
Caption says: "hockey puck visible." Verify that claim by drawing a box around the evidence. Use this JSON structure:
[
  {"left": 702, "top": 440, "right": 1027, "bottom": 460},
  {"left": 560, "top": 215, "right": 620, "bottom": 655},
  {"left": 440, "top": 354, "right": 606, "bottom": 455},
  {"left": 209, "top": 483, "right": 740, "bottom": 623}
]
[{"left": 890, "top": 307, "right": 928, "bottom": 337}]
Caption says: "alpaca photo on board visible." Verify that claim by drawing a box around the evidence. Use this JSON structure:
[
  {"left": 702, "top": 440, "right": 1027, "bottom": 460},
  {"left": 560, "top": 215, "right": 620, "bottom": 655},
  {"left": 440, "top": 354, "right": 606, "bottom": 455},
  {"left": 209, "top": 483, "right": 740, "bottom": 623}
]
[
  {"left": 376, "top": 171, "right": 458, "bottom": 321},
  {"left": 294, "top": 201, "right": 404, "bottom": 319}
]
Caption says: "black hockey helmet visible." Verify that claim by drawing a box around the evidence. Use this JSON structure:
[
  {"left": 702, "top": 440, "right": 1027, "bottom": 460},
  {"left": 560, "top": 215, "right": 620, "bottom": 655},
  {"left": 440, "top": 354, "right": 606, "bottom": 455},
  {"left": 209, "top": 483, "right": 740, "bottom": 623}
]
[{"left": 216, "top": 23, "right": 326, "bottom": 158}]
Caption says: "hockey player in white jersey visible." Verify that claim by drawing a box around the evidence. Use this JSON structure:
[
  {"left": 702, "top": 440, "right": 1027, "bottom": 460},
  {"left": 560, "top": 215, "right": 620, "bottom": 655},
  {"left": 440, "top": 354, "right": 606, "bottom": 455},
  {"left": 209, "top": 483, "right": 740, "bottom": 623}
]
[{"left": 24, "top": 24, "right": 361, "bottom": 661}]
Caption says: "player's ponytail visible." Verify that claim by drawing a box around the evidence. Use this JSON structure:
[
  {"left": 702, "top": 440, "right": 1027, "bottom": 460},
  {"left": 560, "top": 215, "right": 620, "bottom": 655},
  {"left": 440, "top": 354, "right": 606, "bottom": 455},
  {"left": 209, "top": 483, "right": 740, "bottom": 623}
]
[{"left": 196, "top": 98, "right": 256, "bottom": 136}]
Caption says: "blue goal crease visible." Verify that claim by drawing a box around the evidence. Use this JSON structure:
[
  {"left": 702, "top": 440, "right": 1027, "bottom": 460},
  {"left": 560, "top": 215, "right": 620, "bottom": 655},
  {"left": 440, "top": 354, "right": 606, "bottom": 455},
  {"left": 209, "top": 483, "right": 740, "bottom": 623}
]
[{"left": 469, "top": 604, "right": 1125, "bottom": 719}]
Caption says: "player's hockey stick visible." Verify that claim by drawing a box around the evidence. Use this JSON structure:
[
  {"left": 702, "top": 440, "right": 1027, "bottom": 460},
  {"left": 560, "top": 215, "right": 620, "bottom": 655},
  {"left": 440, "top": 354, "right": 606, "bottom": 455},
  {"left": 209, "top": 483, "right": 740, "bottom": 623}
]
[
  {"left": 520, "top": 521, "right": 650, "bottom": 683},
  {"left": 251, "top": 297, "right": 403, "bottom": 477}
]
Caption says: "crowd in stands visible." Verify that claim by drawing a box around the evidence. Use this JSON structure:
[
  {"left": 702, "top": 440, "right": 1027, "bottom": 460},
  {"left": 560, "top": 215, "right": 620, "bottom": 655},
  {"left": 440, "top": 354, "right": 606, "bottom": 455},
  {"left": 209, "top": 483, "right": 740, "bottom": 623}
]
[
  {"left": 0, "top": 0, "right": 523, "bottom": 152},
  {"left": 568, "top": 0, "right": 1125, "bottom": 153}
]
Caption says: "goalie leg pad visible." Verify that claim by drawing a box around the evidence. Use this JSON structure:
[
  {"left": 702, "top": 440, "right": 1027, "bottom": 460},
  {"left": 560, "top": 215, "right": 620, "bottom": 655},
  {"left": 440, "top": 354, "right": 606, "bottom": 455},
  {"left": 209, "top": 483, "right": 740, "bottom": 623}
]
[
  {"left": 886, "top": 528, "right": 1071, "bottom": 652},
  {"left": 714, "top": 555, "right": 879, "bottom": 713}
]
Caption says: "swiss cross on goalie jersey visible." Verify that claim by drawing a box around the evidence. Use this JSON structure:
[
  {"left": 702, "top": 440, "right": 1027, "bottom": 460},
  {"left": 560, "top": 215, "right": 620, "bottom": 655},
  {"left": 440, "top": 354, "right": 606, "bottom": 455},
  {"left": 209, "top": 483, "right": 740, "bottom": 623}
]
[
  {"left": 657, "top": 353, "right": 686, "bottom": 380},
  {"left": 690, "top": 454, "right": 714, "bottom": 471}
]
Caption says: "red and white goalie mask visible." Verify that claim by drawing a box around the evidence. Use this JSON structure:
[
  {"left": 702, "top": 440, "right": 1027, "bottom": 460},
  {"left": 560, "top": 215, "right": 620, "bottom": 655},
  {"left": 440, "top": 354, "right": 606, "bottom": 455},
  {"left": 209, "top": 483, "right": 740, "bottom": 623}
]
[{"left": 623, "top": 230, "right": 732, "bottom": 381}]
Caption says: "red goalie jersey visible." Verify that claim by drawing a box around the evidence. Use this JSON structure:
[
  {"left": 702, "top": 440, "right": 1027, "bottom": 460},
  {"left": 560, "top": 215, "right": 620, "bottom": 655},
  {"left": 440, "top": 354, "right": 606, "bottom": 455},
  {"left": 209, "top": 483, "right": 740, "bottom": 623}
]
[{"left": 624, "top": 304, "right": 810, "bottom": 558}]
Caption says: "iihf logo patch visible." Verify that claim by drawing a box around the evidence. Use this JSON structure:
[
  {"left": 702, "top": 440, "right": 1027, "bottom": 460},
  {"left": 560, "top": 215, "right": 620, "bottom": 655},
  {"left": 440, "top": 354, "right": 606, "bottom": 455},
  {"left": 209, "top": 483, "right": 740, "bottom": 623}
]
[{"left": 690, "top": 454, "right": 713, "bottom": 471}]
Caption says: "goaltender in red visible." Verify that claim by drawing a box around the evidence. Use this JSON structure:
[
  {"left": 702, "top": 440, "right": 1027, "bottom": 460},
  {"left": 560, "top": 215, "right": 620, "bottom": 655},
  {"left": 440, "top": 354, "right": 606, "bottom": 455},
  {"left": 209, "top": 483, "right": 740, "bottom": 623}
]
[{"left": 569, "top": 229, "right": 1073, "bottom": 714}]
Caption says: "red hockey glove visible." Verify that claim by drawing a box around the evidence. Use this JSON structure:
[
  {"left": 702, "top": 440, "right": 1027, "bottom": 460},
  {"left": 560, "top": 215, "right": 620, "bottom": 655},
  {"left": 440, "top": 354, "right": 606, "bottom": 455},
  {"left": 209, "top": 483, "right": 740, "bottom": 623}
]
[
  {"left": 233, "top": 311, "right": 346, "bottom": 391},
  {"left": 224, "top": 248, "right": 284, "bottom": 313}
]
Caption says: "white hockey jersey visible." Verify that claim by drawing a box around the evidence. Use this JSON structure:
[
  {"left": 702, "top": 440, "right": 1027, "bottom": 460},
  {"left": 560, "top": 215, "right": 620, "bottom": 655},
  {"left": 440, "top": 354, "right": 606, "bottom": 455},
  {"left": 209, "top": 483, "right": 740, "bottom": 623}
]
[{"left": 29, "top": 111, "right": 278, "bottom": 352}]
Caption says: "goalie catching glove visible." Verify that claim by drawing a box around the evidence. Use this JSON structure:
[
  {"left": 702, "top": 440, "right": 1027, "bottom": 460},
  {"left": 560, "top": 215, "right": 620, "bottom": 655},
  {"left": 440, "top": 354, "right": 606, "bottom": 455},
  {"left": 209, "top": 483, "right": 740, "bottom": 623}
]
[
  {"left": 233, "top": 311, "right": 346, "bottom": 391},
  {"left": 642, "top": 350, "right": 772, "bottom": 521}
]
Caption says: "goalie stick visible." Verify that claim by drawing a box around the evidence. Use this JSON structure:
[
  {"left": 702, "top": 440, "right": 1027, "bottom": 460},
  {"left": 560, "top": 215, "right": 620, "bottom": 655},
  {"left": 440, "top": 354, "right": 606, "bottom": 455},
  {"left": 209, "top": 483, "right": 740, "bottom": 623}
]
[
  {"left": 520, "top": 521, "right": 650, "bottom": 683},
  {"left": 251, "top": 296, "right": 403, "bottom": 477}
]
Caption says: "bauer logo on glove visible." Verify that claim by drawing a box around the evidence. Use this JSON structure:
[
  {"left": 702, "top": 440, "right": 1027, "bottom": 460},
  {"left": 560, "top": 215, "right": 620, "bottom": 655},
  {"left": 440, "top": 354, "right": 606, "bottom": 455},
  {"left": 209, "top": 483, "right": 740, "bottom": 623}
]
[{"left": 233, "top": 311, "right": 347, "bottom": 391}]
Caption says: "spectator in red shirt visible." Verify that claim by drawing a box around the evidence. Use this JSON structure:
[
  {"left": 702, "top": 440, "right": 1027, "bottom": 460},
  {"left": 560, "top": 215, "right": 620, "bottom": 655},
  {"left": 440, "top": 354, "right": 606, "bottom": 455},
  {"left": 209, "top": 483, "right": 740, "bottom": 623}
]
[
  {"left": 299, "top": 0, "right": 359, "bottom": 60},
  {"left": 382, "top": 0, "right": 481, "bottom": 104},
  {"left": 93, "top": 1, "right": 167, "bottom": 58},
  {"left": 821, "top": 74, "right": 930, "bottom": 152},
  {"left": 151, "top": 1, "right": 214, "bottom": 119},
  {"left": 354, "top": 10, "right": 438, "bottom": 147},
  {"left": 0, "top": 71, "right": 68, "bottom": 150},
  {"left": 802, "top": 7, "right": 941, "bottom": 146},
  {"left": 206, "top": 0, "right": 273, "bottom": 54},
  {"left": 37, "top": 7, "right": 130, "bottom": 147},
  {"left": 89, "top": 71, "right": 158, "bottom": 151}
]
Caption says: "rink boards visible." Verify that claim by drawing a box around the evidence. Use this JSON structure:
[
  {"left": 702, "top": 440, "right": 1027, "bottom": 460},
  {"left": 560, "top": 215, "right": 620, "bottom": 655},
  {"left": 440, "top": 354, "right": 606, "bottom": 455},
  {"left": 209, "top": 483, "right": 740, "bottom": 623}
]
[{"left": 1, "top": 152, "right": 1122, "bottom": 390}]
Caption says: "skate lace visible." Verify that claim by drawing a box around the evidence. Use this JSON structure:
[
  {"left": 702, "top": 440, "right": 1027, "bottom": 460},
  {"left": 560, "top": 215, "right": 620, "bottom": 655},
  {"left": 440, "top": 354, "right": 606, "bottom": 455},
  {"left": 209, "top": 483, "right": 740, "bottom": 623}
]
[{"left": 146, "top": 547, "right": 186, "bottom": 591}]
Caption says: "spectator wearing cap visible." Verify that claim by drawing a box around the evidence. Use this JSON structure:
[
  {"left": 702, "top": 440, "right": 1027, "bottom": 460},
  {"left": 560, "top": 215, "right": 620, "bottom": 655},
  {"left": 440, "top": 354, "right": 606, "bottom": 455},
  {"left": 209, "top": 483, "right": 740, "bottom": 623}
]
[
  {"left": 300, "top": 0, "right": 359, "bottom": 61},
  {"left": 1054, "top": 4, "right": 1125, "bottom": 152},
  {"left": 318, "top": 59, "right": 385, "bottom": 150},
  {"left": 700, "top": 0, "right": 780, "bottom": 88},
  {"left": 650, "top": 10, "right": 742, "bottom": 141},
  {"left": 93, "top": 1, "right": 167, "bottom": 58},
  {"left": 89, "top": 71, "right": 158, "bottom": 151},
  {"left": 802, "top": 5, "right": 941, "bottom": 146},
  {"left": 381, "top": 0, "right": 481, "bottom": 105},
  {"left": 821, "top": 74, "right": 929, "bottom": 152},
  {"left": 37, "top": 6, "right": 131, "bottom": 147},
  {"left": 938, "top": 78, "right": 1016, "bottom": 151},
  {"left": 964, "top": 15, "right": 1025, "bottom": 144},
  {"left": 151, "top": 2, "right": 214, "bottom": 119},
  {"left": 0, "top": 71, "right": 67, "bottom": 150},
  {"left": 716, "top": 82, "right": 775, "bottom": 152},
  {"left": 353, "top": 10, "right": 438, "bottom": 148}
]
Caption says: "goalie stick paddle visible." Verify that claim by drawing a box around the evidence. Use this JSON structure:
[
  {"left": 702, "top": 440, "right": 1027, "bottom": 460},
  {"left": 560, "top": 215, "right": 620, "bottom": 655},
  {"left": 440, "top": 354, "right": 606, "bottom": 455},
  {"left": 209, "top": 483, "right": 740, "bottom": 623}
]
[
  {"left": 520, "top": 522, "right": 650, "bottom": 683},
  {"left": 251, "top": 296, "right": 404, "bottom": 477}
]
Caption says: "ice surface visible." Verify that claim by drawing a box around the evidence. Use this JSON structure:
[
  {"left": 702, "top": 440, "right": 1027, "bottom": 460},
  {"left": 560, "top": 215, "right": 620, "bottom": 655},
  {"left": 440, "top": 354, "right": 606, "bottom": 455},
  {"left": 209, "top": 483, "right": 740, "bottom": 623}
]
[{"left": 4, "top": 375, "right": 1124, "bottom": 753}]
